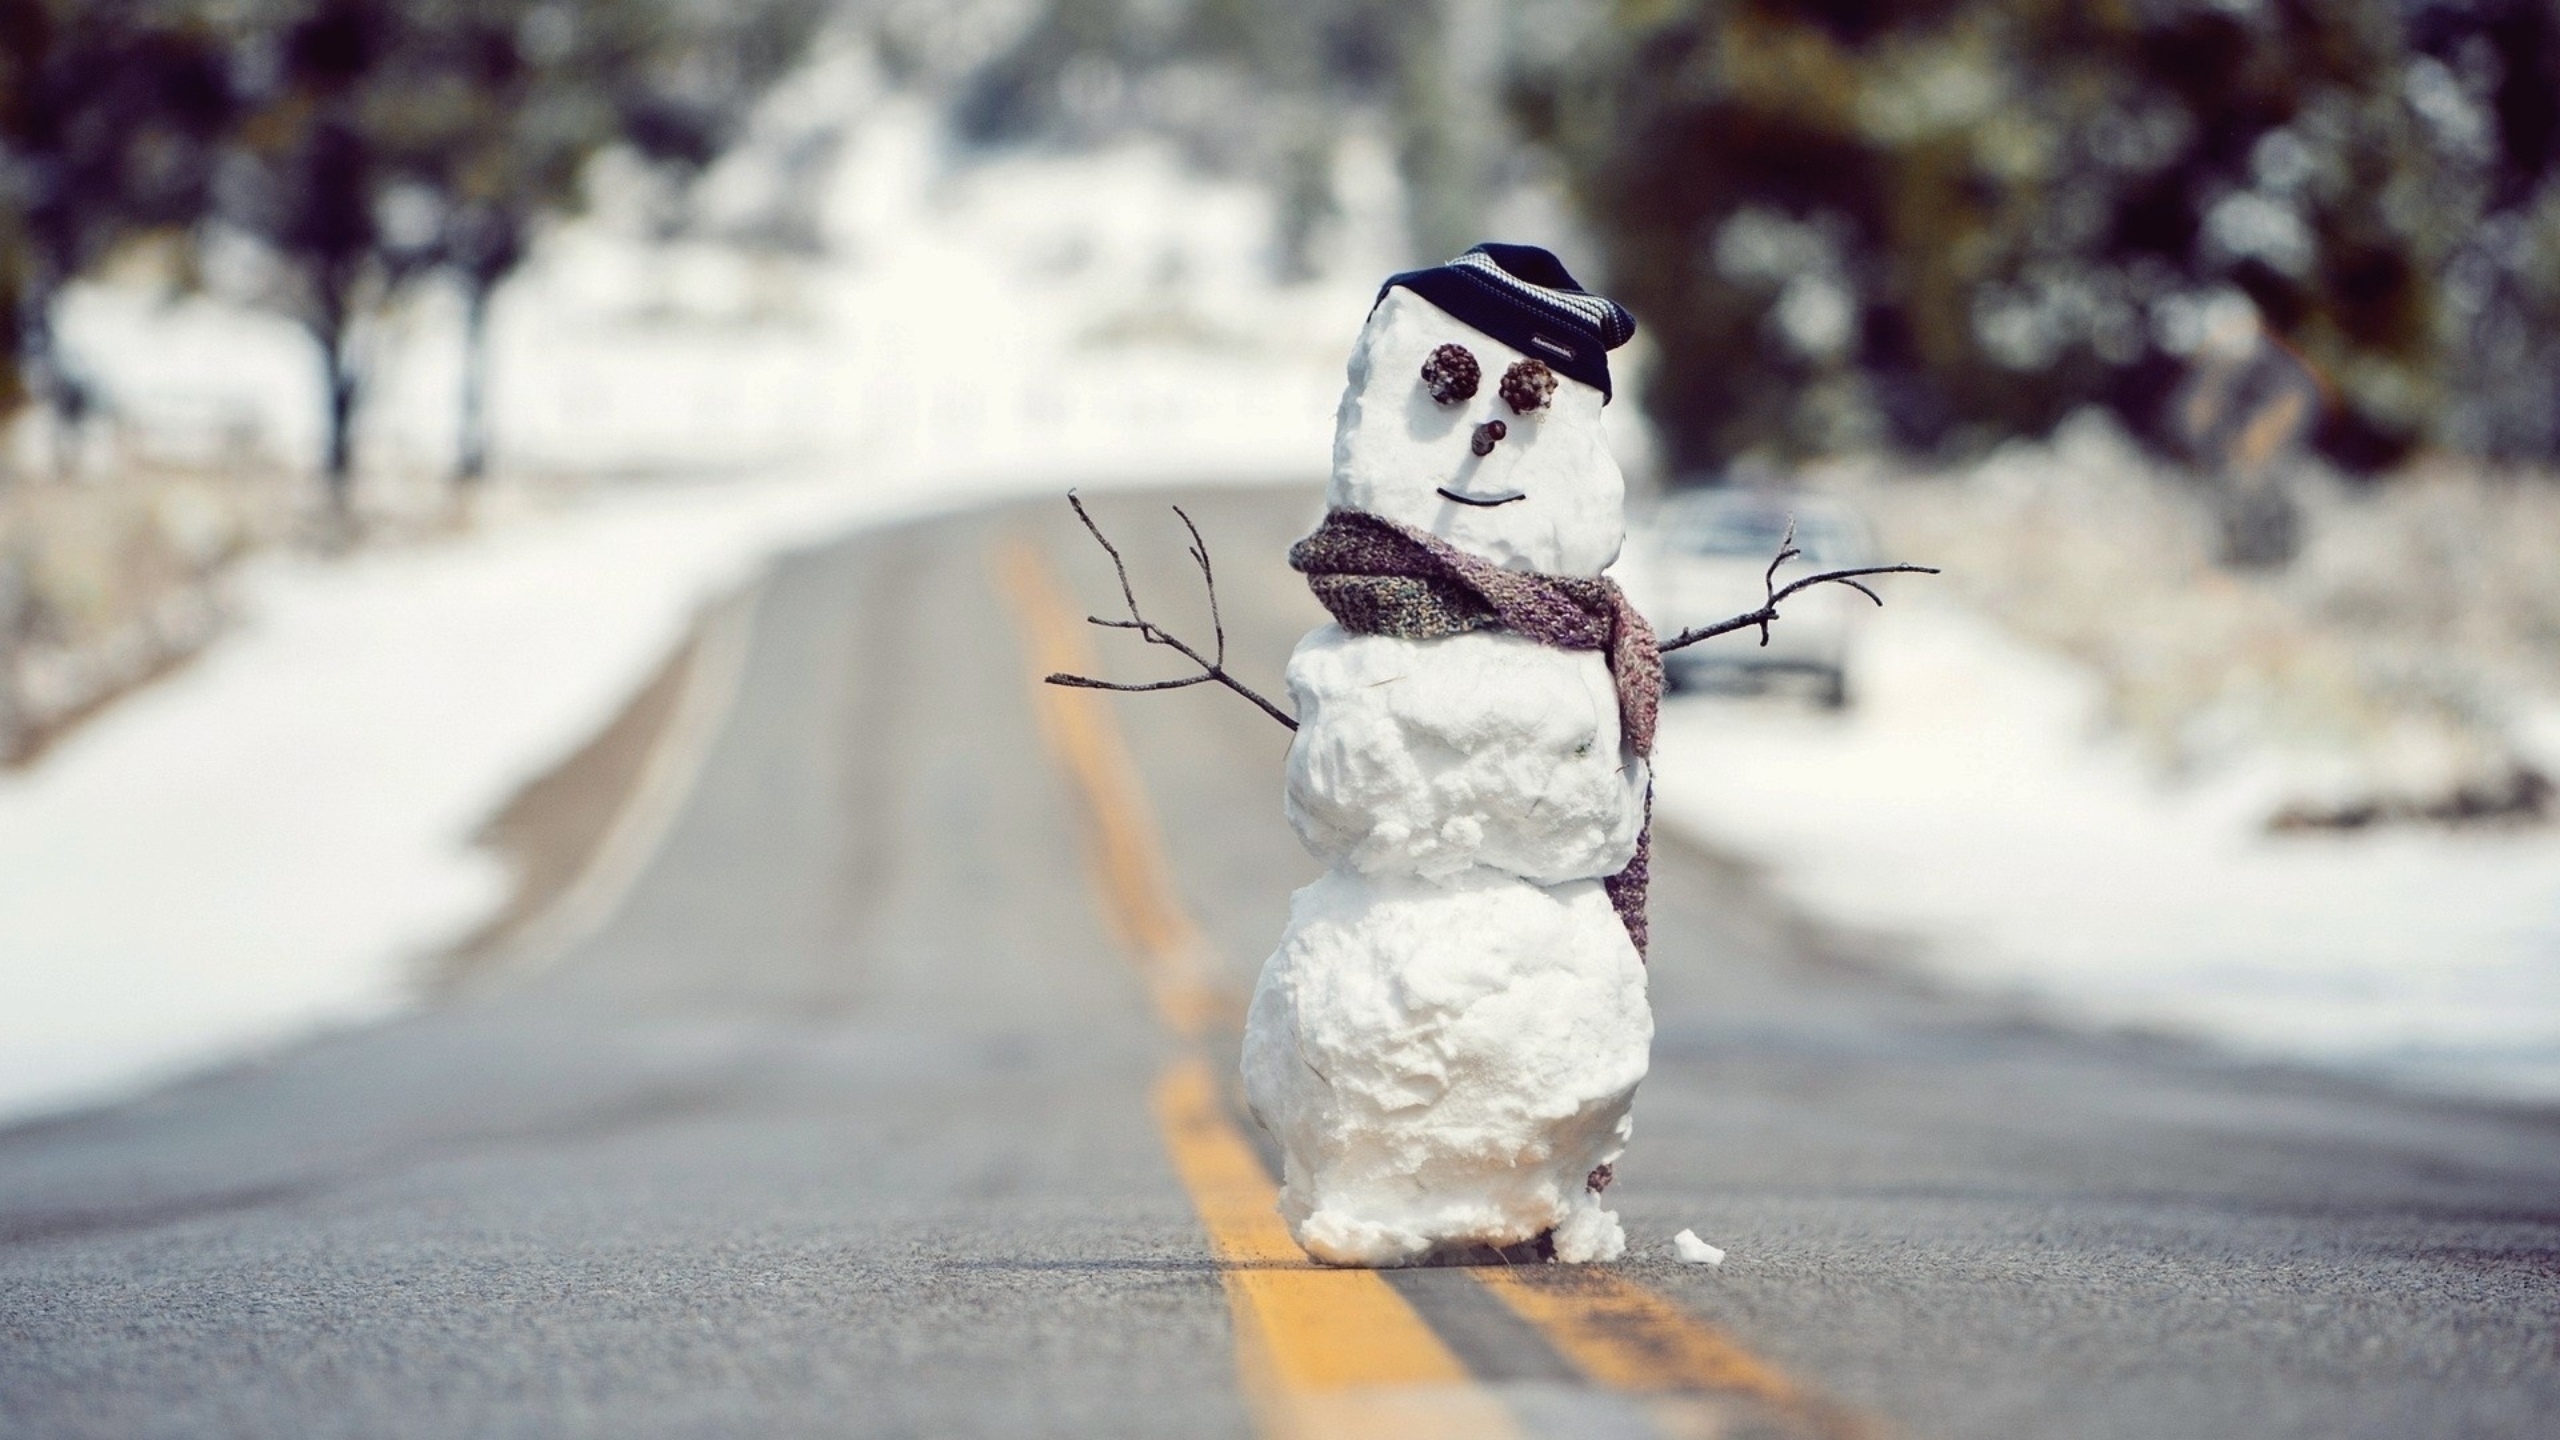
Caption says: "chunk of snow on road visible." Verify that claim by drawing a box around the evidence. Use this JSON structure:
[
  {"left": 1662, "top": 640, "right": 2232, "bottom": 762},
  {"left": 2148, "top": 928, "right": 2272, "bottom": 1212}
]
[{"left": 1672, "top": 1230, "right": 1726, "bottom": 1265}]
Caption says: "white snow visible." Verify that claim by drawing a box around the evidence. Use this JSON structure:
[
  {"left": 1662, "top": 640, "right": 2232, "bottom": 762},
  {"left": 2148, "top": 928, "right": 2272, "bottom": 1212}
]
[
  {"left": 1242, "top": 868, "right": 1649, "bottom": 1266},
  {"left": 1329, "top": 289, "right": 1626, "bottom": 577},
  {"left": 0, "top": 469, "right": 925, "bottom": 1118},
  {"left": 1648, "top": 598, "right": 2560, "bottom": 1102},
  {"left": 1671, "top": 1229, "right": 1725, "bottom": 1265},
  {"left": 1284, "top": 625, "right": 1646, "bottom": 884}
]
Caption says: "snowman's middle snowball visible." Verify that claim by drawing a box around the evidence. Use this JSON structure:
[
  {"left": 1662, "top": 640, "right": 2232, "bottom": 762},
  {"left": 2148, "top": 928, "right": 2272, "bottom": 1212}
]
[{"left": 1284, "top": 624, "right": 1647, "bottom": 884}]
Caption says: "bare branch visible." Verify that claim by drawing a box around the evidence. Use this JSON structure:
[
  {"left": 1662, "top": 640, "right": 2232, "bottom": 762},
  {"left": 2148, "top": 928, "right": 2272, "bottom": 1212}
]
[
  {"left": 1043, "top": 493, "right": 1300, "bottom": 732},
  {"left": 1763, "top": 519, "right": 1801, "bottom": 598},
  {"left": 1658, "top": 514, "right": 1939, "bottom": 657},
  {"left": 1044, "top": 672, "right": 1217, "bottom": 694},
  {"left": 1070, "top": 491, "right": 1145, "bottom": 627},
  {"left": 1173, "top": 504, "right": 1227, "bottom": 670},
  {"left": 1762, "top": 562, "right": 1941, "bottom": 611}
]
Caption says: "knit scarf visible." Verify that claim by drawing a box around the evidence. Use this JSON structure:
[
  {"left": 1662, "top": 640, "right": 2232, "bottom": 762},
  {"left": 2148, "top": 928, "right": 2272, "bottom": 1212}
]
[{"left": 1288, "top": 508, "right": 1662, "bottom": 956}]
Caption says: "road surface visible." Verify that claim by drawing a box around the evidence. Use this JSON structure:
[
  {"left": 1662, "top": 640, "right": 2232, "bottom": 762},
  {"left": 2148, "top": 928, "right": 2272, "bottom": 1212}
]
[{"left": 3, "top": 486, "right": 2555, "bottom": 1438}]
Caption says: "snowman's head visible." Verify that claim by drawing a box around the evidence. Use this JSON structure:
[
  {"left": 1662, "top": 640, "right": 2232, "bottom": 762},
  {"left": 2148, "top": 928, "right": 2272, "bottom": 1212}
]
[{"left": 1328, "top": 244, "right": 1638, "bottom": 578}]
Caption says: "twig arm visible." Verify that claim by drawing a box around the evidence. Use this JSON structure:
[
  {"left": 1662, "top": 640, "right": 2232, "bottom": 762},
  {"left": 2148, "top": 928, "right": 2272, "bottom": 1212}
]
[
  {"left": 1045, "top": 665, "right": 1300, "bottom": 730},
  {"left": 1042, "top": 493, "right": 1300, "bottom": 732}
]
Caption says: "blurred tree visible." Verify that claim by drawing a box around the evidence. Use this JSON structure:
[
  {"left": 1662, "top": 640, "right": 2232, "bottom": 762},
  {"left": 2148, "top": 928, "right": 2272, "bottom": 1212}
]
[
  {"left": 1510, "top": 0, "right": 2560, "bottom": 475},
  {"left": 0, "top": 0, "right": 235, "bottom": 474},
  {"left": 216, "top": 0, "right": 436, "bottom": 515},
  {"left": 388, "top": 0, "right": 826, "bottom": 487},
  {"left": 953, "top": 0, "right": 1497, "bottom": 274},
  {"left": 2404, "top": 0, "right": 2560, "bottom": 459},
  {"left": 216, "top": 0, "right": 822, "bottom": 511}
]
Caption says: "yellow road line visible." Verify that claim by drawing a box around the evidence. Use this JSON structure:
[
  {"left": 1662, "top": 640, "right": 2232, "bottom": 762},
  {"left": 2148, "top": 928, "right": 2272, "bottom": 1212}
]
[
  {"left": 1473, "top": 1266, "right": 1798, "bottom": 1399},
  {"left": 999, "top": 523, "right": 1870, "bottom": 1439},
  {"left": 1471, "top": 1245, "right": 1874, "bottom": 1438},
  {"left": 995, "top": 534, "right": 1518, "bottom": 1440},
  {"left": 994, "top": 535, "right": 1230, "bottom": 1040},
  {"left": 1154, "top": 1056, "right": 1524, "bottom": 1440}
]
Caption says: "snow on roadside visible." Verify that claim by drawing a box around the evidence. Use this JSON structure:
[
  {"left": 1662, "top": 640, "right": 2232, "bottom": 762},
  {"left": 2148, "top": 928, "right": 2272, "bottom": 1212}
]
[
  {"left": 1650, "top": 598, "right": 2560, "bottom": 1103},
  {"left": 0, "top": 470, "right": 857, "bottom": 1118}
]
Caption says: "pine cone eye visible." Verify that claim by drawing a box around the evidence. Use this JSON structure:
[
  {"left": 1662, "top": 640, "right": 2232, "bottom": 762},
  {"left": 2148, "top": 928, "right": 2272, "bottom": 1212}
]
[
  {"left": 1499, "top": 359, "right": 1557, "bottom": 414},
  {"left": 1420, "top": 344, "right": 1480, "bottom": 404}
]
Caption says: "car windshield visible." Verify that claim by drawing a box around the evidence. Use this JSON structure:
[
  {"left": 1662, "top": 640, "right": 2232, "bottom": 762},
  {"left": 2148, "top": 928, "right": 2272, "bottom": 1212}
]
[{"left": 1663, "top": 503, "right": 1851, "bottom": 564}]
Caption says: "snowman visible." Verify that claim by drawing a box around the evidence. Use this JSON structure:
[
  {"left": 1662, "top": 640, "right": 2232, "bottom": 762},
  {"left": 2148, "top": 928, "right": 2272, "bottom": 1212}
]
[
  {"left": 1240, "top": 244, "right": 1659, "bottom": 1267},
  {"left": 1046, "top": 245, "right": 1922, "bottom": 1267}
]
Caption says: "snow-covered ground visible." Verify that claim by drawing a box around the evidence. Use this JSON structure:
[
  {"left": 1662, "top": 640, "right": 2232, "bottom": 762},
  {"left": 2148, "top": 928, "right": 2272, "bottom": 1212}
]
[{"left": 1649, "top": 598, "right": 2560, "bottom": 1103}]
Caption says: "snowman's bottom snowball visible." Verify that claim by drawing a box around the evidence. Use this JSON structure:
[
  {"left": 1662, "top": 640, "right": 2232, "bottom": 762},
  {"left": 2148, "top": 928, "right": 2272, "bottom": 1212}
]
[{"left": 1242, "top": 867, "right": 1652, "bottom": 1268}]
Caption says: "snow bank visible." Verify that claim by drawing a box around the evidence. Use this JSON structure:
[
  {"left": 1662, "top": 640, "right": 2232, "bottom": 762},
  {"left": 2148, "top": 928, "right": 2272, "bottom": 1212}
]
[
  {"left": 1841, "top": 418, "right": 2560, "bottom": 816},
  {"left": 1650, "top": 598, "right": 2560, "bottom": 1102},
  {"left": 0, "top": 470, "right": 914, "bottom": 1118}
]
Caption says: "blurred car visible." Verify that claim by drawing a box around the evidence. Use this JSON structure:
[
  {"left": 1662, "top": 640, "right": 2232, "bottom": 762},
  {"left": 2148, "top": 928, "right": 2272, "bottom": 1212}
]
[{"left": 1637, "top": 488, "right": 1877, "bottom": 708}]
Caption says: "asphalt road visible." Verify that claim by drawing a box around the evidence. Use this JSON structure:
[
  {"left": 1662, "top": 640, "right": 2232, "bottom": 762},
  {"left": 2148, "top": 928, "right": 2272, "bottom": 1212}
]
[{"left": 3, "top": 485, "right": 2556, "bottom": 1439}]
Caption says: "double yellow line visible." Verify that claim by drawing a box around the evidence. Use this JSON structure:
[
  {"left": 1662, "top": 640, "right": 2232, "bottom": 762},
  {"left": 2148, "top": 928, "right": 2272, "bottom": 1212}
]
[{"left": 998, "top": 534, "right": 1864, "bottom": 1440}]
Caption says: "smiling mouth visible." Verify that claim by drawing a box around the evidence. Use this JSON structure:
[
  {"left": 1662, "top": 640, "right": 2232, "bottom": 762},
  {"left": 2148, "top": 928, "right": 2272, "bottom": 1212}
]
[{"left": 1436, "top": 486, "right": 1526, "bottom": 508}]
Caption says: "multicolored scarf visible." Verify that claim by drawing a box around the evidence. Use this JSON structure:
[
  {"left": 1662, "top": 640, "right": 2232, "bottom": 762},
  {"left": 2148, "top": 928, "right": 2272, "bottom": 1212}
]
[{"left": 1288, "top": 508, "right": 1661, "bottom": 956}]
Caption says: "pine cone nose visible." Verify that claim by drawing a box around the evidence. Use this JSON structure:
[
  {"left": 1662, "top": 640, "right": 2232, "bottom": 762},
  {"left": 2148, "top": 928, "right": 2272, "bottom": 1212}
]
[{"left": 1470, "top": 419, "right": 1508, "bottom": 457}]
